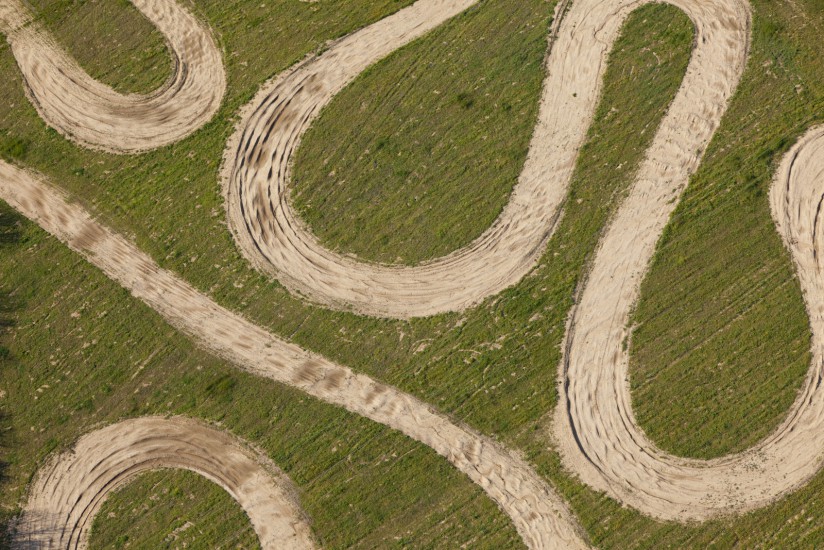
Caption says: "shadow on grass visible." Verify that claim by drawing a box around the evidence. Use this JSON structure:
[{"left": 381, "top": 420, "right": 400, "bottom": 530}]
[
  {"left": 0, "top": 200, "right": 23, "bottom": 246},
  {"left": 0, "top": 200, "right": 23, "bottom": 546}
]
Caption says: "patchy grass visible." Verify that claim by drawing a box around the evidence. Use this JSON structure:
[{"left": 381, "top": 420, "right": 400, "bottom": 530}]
[
  {"left": 0, "top": 205, "right": 522, "bottom": 548},
  {"left": 89, "top": 469, "right": 260, "bottom": 549},
  {"left": 628, "top": 1, "right": 819, "bottom": 460},
  {"left": 26, "top": 0, "right": 171, "bottom": 94},
  {"left": 0, "top": 0, "right": 823, "bottom": 548},
  {"left": 291, "top": 0, "right": 552, "bottom": 265}
]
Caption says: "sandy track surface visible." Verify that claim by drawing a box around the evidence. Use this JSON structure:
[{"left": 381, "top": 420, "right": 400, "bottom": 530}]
[
  {"left": 15, "top": 417, "right": 315, "bottom": 549},
  {"left": 555, "top": 121, "right": 824, "bottom": 522},
  {"left": 545, "top": 0, "right": 824, "bottom": 524},
  {"left": 223, "top": 0, "right": 575, "bottom": 318},
  {"left": 0, "top": 0, "right": 225, "bottom": 153},
  {"left": 0, "top": 162, "right": 587, "bottom": 549}
]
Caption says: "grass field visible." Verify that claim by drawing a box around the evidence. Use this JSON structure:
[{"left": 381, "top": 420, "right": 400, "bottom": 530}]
[
  {"left": 90, "top": 470, "right": 259, "bottom": 549},
  {"left": 626, "top": 1, "right": 821, "bottom": 459},
  {"left": 1, "top": 0, "right": 824, "bottom": 547},
  {"left": 291, "top": 0, "right": 551, "bottom": 265}
]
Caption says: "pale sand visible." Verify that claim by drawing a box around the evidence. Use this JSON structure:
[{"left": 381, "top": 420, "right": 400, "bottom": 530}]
[
  {"left": 222, "top": 0, "right": 570, "bottom": 318},
  {"left": 9, "top": 0, "right": 823, "bottom": 543},
  {"left": 222, "top": 0, "right": 749, "bottom": 322},
  {"left": 554, "top": 121, "right": 824, "bottom": 522},
  {"left": 0, "top": 0, "right": 225, "bottom": 153},
  {"left": 548, "top": 0, "right": 824, "bottom": 523},
  {"left": 0, "top": 162, "right": 587, "bottom": 548},
  {"left": 15, "top": 417, "right": 315, "bottom": 549}
]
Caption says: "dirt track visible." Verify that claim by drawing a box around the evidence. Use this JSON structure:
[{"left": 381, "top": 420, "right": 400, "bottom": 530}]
[
  {"left": 223, "top": 0, "right": 571, "bottom": 318},
  {"left": 0, "top": 0, "right": 225, "bottom": 153},
  {"left": 7, "top": 0, "right": 824, "bottom": 545},
  {"left": 554, "top": 120, "right": 824, "bottom": 522},
  {"left": 0, "top": 161, "right": 587, "bottom": 548},
  {"left": 15, "top": 417, "right": 315, "bottom": 549}
]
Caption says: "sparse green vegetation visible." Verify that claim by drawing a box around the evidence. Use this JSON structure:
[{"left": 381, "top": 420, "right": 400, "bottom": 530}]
[
  {"left": 89, "top": 470, "right": 260, "bottom": 549},
  {"left": 0, "top": 0, "right": 823, "bottom": 547},
  {"left": 292, "top": 0, "right": 551, "bottom": 264},
  {"left": 627, "top": 4, "right": 821, "bottom": 460},
  {"left": 26, "top": 0, "right": 171, "bottom": 94}
]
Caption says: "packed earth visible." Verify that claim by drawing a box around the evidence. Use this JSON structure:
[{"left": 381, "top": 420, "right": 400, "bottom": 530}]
[{"left": 2, "top": 0, "right": 824, "bottom": 547}]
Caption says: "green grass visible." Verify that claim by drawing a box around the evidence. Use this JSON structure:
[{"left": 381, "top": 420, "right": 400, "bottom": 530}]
[
  {"left": 291, "top": 0, "right": 551, "bottom": 265},
  {"left": 627, "top": 2, "right": 820, "bottom": 459},
  {"left": 0, "top": 0, "right": 824, "bottom": 547},
  {"left": 89, "top": 469, "right": 260, "bottom": 549},
  {"left": 26, "top": 0, "right": 171, "bottom": 94},
  {"left": 0, "top": 201, "right": 521, "bottom": 548}
]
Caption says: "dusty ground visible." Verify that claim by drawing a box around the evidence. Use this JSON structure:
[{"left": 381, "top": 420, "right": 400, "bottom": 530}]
[
  {"left": 6, "top": 0, "right": 824, "bottom": 546},
  {"left": 0, "top": 160, "right": 587, "bottom": 548},
  {"left": 548, "top": 0, "right": 824, "bottom": 524},
  {"left": 554, "top": 118, "right": 824, "bottom": 522},
  {"left": 0, "top": 0, "right": 225, "bottom": 153},
  {"left": 222, "top": 0, "right": 572, "bottom": 318},
  {"left": 14, "top": 417, "right": 316, "bottom": 549}
]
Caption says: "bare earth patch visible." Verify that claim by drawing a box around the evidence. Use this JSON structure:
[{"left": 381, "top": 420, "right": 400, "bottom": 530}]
[
  {"left": 0, "top": 0, "right": 225, "bottom": 153},
  {"left": 15, "top": 416, "right": 315, "bottom": 549}
]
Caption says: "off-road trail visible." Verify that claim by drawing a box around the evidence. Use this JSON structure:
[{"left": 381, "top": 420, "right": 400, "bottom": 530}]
[
  {"left": 16, "top": 417, "right": 316, "bottom": 549},
  {"left": 0, "top": 161, "right": 587, "bottom": 548},
  {"left": 0, "top": 0, "right": 225, "bottom": 153},
  {"left": 7, "top": 0, "right": 824, "bottom": 546},
  {"left": 554, "top": 120, "right": 824, "bottom": 522},
  {"left": 223, "top": 0, "right": 558, "bottom": 319},
  {"left": 221, "top": 0, "right": 745, "bottom": 321}
]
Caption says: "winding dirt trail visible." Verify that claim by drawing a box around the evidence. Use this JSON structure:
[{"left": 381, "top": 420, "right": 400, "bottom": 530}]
[
  {"left": 0, "top": 0, "right": 225, "bottom": 153},
  {"left": 221, "top": 0, "right": 749, "bottom": 323},
  {"left": 15, "top": 417, "right": 316, "bottom": 549},
  {"left": 0, "top": 161, "right": 587, "bottom": 548},
  {"left": 554, "top": 121, "right": 824, "bottom": 522},
  {"left": 223, "top": 0, "right": 572, "bottom": 318},
  {"left": 9, "top": 0, "right": 824, "bottom": 545}
]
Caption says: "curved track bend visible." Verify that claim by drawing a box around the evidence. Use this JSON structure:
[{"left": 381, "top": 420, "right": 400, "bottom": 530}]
[
  {"left": 15, "top": 417, "right": 315, "bottom": 549},
  {"left": 554, "top": 122, "right": 824, "bottom": 522},
  {"left": 0, "top": 0, "right": 225, "bottom": 153},
  {"left": 12, "top": 0, "right": 824, "bottom": 544},
  {"left": 0, "top": 161, "right": 587, "bottom": 549},
  {"left": 223, "top": 0, "right": 746, "bottom": 320}
]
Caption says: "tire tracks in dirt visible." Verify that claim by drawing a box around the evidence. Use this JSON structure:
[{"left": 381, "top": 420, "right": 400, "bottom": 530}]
[
  {"left": 12, "top": 0, "right": 824, "bottom": 545},
  {"left": 222, "top": 0, "right": 570, "bottom": 318},
  {"left": 0, "top": 0, "right": 225, "bottom": 153},
  {"left": 15, "top": 417, "right": 315, "bottom": 549},
  {"left": 554, "top": 120, "right": 824, "bottom": 522},
  {"left": 0, "top": 161, "right": 587, "bottom": 548}
]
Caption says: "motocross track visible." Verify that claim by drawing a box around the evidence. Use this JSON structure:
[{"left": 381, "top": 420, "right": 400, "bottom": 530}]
[
  {"left": 0, "top": 160, "right": 587, "bottom": 549},
  {"left": 0, "top": 0, "right": 225, "bottom": 153},
  {"left": 15, "top": 417, "right": 315, "bottom": 549},
  {"left": 220, "top": 0, "right": 747, "bottom": 321},
  {"left": 222, "top": 0, "right": 565, "bottom": 319},
  {"left": 6, "top": 0, "right": 824, "bottom": 546},
  {"left": 554, "top": 122, "right": 824, "bottom": 522}
]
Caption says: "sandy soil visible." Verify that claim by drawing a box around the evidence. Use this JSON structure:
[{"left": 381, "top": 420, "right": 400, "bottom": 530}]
[
  {"left": 14, "top": 417, "right": 316, "bottom": 549},
  {"left": 555, "top": 120, "right": 824, "bottom": 522},
  {"left": 0, "top": 161, "right": 587, "bottom": 549},
  {"left": 545, "top": 0, "right": 824, "bottom": 524},
  {"left": 0, "top": 0, "right": 225, "bottom": 153},
  {"left": 222, "top": 0, "right": 573, "bottom": 318},
  {"left": 9, "top": 0, "right": 820, "bottom": 543}
]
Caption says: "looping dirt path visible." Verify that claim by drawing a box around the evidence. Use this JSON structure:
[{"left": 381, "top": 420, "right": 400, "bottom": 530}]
[
  {"left": 547, "top": 0, "right": 824, "bottom": 522},
  {"left": 0, "top": 0, "right": 225, "bottom": 153},
  {"left": 15, "top": 417, "right": 315, "bottom": 549},
  {"left": 0, "top": 161, "right": 588, "bottom": 549},
  {"left": 12, "top": 0, "right": 824, "bottom": 544},
  {"left": 223, "top": 0, "right": 572, "bottom": 319},
  {"left": 554, "top": 121, "right": 824, "bottom": 522}
]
